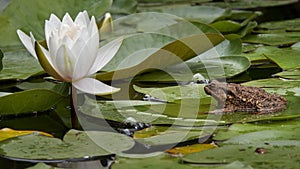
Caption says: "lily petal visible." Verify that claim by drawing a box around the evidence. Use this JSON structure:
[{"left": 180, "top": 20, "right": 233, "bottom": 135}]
[
  {"left": 89, "top": 37, "right": 123, "bottom": 74},
  {"left": 55, "top": 44, "right": 76, "bottom": 81},
  {"left": 17, "top": 30, "right": 37, "bottom": 59},
  {"left": 35, "top": 42, "right": 65, "bottom": 81},
  {"left": 72, "top": 77, "right": 120, "bottom": 95},
  {"left": 45, "top": 14, "right": 61, "bottom": 45}
]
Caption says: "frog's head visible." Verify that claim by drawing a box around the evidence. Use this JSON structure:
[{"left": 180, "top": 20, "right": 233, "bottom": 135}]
[{"left": 204, "top": 80, "right": 227, "bottom": 102}]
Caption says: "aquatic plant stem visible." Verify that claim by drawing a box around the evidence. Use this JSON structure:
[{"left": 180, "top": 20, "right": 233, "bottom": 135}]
[{"left": 70, "top": 85, "right": 80, "bottom": 129}]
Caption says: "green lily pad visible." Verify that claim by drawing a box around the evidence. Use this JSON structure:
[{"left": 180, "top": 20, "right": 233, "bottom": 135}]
[
  {"left": 0, "top": 50, "right": 43, "bottom": 81},
  {"left": 112, "top": 154, "right": 199, "bottom": 169},
  {"left": 97, "top": 33, "right": 224, "bottom": 81},
  {"left": 0, "top": 49, "right": 3, "bottom": 72},
  {"left": 257, "top": 46, "right": 300, "bottom": 70},
  {"left": 242, "top": 46, "right": 300, "bottom": 69},
  {"left": 0, "top": 89, "right": 65, "bottom": 115},
  {"left": 242, "top": 33, "right": 300, "bottom": 46},
  {"left": 135, "top": 56, "right": 250, "bottom": 82},
  {"left": 258, "top": 18, "right": 300, "bottom": 32},
  {"left": 214, "top": 120, "right": 300, "bottom": 141},
  {"left": 274, "top": 69, "right": 300, "bottom": 80},
  {"left": 182, "top": 140, "right": 300, "bottom": 168},
  {"left": 113, "top": 153, "right": 254, "bottom": 169},
  {"left": 0, "top": 129, "right": 134, "bottom": 162},
  {"left": 79, "top": 97, "right": 221, "bottom": 126},
  {"left": 138, "top": 5, "right": 230, "bottom": 24},
  {"left": 133, "top": 84, "right": 209, "bottom": 102},
  {"left": 110, "top": 0, "right": 137, "bottom": 15},
  {"left": 243, "top": 78, "right": 300, "bottom": 89},
  {"left": 207, "top": 0, "right": 298, "bottom": 9},
  {"left": 210, "top": 20, "right": 242, "bottom": 33},
  {"left": 134, "top": 126, "right": 210, "bottom": 146},
  {"left": 0, "top": 0, "right": 112, "bottom": 47},
  {"left": 109, "top": 12, "right": 216, "bottom": 40}
]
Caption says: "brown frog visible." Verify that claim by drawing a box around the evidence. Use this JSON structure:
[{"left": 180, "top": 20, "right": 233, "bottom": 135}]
[{"left": 204, "top": 80, "right": 287, "bottom": 114}]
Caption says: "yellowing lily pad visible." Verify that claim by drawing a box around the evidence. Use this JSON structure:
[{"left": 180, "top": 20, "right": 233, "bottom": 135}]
[
  {"left": 166, "top": 144, "right": 216, "bottom": 155},
  {"left": 0, "top": 128, "right": 53, "bottom": 142}
]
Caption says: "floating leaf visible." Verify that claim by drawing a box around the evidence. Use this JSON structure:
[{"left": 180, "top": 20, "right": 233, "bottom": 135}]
[
  {"left": 0, "top": 49, "right": 3, "bottom": 72},
  {"left": 0, "top": 130, "right": 134, "bottom": 162},
  {"left": 254, "top": 46, "right": 300, "bottom": 70},
  {"left": 79, "top": 97, "right": 221, "bottom": 126},
  {"left": 207, "top": 0, "right": 298, "bottom": 9},
  {"left": 274, "top": 69, "right": 300, "bottom": 80},
  {"left": 135, "top": 56, "right": 250, "bottom": 82},
  {"left": 97, "top": 33, "right": 224, "bottom": 80},
  {"left": 0, "top": 128, "right": 53, "bottom": 142},
  {"left": 0, "top": 89, "right": 65, "bottom": 115},
  {"left": 210, "top": 20, "right": 242, "bottom": 33},
  {"left": 133, "top": 84, "right": 208, "bottom": 102},
  {"left": 182, "top": 140, "right": 300, "bottom": 168},
  {"left": 0, "top": 50, "right": 43, "bottom": 81},
  {"left": 166, "top": 143, "right": 216, "bottom": 155},
  {"left": 242, "top": 33, "right": 300, "bottom": 46},
  {"left": 258, "top": 18, "right": 300, "bottom": 32},
  {"left": 214, "top": 120, "right": 300, "bottom": 141},
  {"left": 110, "top": 0, "right": 137, "bottom": 15},
  {"left": 134, "top": 126, "right": 210, "bottom": 146},
  {"left": 138, "top": 5, "right": 230, "bottom": 24}
]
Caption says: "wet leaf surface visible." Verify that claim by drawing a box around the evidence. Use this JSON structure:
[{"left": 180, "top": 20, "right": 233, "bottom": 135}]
[
  {"left": 182, "top": 140, "right": 300, "bottom": 168},
  {"left": 0, "top": 130, "right": 134, "bottom": 162},
  {"left": 0, "top": 89, "right": 65, "bottom": 115}
]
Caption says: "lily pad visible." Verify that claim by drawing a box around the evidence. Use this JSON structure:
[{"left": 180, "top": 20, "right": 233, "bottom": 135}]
[
  {"left": 0, "top": 89, "right": 65, "bottom": 115},
  {"left": 110, "top": 0, "right": 137, "bottom": 15},
  {"left": 254, "top": 46, "right": 300, "bottom": 70},
  {"left": 182, "top": 140, "right": 300, "bottom": 168},
  {"left": 166, "top": 143, "right": 216, "bottom": 155},
  {"left": 138, "top": 5, "right": 230, "bottom": 24},
  {"left": 0, "top": 0, "right": 112, "bottom": 47},
  {"left": 214, "top": 120, "right": 300, "bottom": 141},
  {"left": 242, "top": 33, "right": 300, "bottom": 46},
  {"left": 79, "top": 97, "right": 221, "bottom": 126},
  {"left": 0, "top": 49, "right": 3, "bottom": 71},
  {"left": 0, "top": 50, "right": 43, "bottom": 81},
  {"left": 135, "top": 56, "right": 250, "bottom": 82},
  {"left": 274, "top": 69, "right": 300, "bottom": 80},
  {"left": 133, "top": 84, "right": 208, "bottom": 102},
  {"left": 207, "top": 0, "right": 298, "bottom": 9},
  {"left": 133, "top": 126, "right": 210, "bottom": 146},
  {"left": 0, "top": 128, "right": 53, "bottom": 142},
  {"left": 258, "top": 18, "right": 300, "bottom": 31},
  {"left": 97, "top": 33, "right": 224, "bottom": 80},
  {"left": 0, "top": 129, "right": 134, "bottom": 162}
]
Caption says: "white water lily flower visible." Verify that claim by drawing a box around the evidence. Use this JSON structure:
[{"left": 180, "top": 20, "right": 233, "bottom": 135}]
[{"left": 17, "top": 11, "right": 122, "bottom": 95}]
